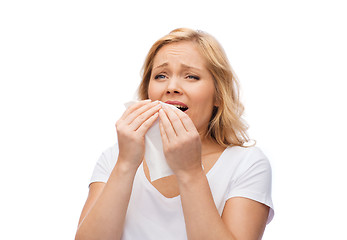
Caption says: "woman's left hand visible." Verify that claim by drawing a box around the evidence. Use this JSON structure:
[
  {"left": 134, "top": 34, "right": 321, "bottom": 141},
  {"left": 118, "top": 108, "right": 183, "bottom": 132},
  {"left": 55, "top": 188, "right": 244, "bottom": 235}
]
[{"left": 158, "top": 105, "right": 202, "bottom": 179}]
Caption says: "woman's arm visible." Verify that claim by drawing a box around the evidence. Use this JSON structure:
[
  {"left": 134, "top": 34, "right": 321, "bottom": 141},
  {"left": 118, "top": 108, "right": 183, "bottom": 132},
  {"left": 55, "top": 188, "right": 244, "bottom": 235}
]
[
  {"left": 77, "top": 182, "right": 105, "bottom": 227},
  {"left": 75, "top": 162, "right": 138, "bottom": 240},
  {"left": 75, "top": 100, "right": 161, "bottom": 240},
  {"left": 222, "top": 197, "right": 269, "bottom": 240},
  {"left": 177, "top": 169, "right": 236, "bottom": 239},
  {"left": 177, "top": 170, "right": 269, "bottom": 240},
  {"left": 159, "top": 106, "right": 269, "bottom": 240}
]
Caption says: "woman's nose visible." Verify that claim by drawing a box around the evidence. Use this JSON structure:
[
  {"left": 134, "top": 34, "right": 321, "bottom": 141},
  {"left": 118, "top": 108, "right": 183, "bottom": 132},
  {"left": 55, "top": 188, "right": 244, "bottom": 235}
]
[
  {"left": 166, "top": 89, "right": 182, "bottom": 94},
  {"left": 166, "top": 78, "right": 183, "bottom": 95}
]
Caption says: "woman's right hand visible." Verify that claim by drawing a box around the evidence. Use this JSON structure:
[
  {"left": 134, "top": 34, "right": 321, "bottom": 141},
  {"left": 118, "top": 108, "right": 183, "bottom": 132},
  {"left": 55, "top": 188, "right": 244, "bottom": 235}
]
[{"left": 115, "top": 100, "right": 161, "bottom": 172}]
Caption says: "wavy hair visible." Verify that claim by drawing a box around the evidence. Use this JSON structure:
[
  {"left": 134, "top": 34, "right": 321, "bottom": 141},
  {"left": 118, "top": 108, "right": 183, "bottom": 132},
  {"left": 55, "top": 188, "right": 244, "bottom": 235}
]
[{"left": 138, "top": 28, "right": 250, "bottom": 147}]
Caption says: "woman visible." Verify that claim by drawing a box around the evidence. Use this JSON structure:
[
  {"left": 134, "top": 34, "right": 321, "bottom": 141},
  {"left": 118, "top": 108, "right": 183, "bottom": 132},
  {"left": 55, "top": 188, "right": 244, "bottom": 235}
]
[{"left": 75, "top": 28, "right": 274, "bottom": 240}]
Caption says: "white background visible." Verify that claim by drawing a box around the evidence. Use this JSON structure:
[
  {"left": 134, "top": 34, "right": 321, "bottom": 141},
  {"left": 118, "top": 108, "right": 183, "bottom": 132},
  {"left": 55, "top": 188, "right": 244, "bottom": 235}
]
[{"left": 1, "top": 0, "right": 346, "bottom": 239}]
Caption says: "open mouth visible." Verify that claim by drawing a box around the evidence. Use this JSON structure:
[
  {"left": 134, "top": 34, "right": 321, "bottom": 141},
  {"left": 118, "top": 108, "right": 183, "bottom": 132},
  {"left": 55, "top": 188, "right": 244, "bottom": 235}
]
[
  {"left": 175, "top": 105, "right": 189, "bottom": 112},
  {"left": 165, "top": 101, "right": 189, "bottom": 112},
  {"left": 169, "top": 104, "right": 188, "bottom": 112}
]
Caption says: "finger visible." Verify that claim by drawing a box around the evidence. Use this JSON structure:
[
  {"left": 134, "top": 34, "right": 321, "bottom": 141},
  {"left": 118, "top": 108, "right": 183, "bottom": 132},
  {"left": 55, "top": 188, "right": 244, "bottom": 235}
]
[
  {"left": 169, "top": 106, "right": 197, "bottom": 133},
  {"left": 159, "top": 116, "right": 169, "bottom": 144},
  {"left": 124, "top": 101, "right": 160, "bottom": 126},
  {"left": 158, "top": 108, "right": 177, "bottom": 138},
  {"left": 136, "top": 111, "right": 159, "bottom": 136},
  {"left": 162, "top": 105, "right": 187, "bottom": 136},
  {"left": 129, "top": 103, "right": 161, "bottom": 131},
  {"left": 121, "top": 99, "right": 151, "bottom": 119}
]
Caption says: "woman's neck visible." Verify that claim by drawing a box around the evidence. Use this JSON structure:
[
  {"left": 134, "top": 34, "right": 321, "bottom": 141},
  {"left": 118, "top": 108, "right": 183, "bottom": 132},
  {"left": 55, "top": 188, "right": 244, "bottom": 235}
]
[{"left": 200, "top": 135, "right": 226, "bottom": 157}]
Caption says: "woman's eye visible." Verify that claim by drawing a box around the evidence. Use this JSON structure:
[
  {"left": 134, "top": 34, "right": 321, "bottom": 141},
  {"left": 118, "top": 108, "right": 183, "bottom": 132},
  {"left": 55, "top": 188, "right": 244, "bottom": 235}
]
[
  {"left": 187, "top": 75, "right": 200, "bottom": 80},
  {"left": 154, "top": 74, "right": 166, "bottom": 80}
]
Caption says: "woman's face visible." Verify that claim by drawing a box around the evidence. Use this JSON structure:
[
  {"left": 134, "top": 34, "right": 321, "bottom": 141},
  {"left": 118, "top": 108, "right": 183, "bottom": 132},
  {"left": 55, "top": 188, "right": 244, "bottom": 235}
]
[{"left": 148, "top": 41, "right": 217, "bottom": 135}]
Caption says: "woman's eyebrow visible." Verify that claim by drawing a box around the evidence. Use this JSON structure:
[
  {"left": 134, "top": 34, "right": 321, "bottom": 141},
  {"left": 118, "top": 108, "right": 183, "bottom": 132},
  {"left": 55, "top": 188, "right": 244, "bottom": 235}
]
[
  {"left": 181, "top": 64, "right": 202, "bottom": 71},
  {"left": 153, "top": 62, "right": 202, "bottom": 71},
  {"left": 153, "top": 62, "right": 168, "bottom": 69}
]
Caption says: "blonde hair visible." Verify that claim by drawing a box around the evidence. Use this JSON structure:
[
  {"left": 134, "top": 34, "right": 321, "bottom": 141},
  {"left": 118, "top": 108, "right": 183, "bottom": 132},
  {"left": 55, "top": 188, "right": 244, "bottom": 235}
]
[{"left": 138, "top": 28, "right": 250, "bottom": 147}]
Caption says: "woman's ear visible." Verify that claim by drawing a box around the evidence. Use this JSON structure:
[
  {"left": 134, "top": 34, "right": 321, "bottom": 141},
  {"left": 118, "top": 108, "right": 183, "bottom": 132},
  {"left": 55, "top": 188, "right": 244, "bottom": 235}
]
[{"left": 214, "top": 96, "right": 220, "bottom": 107}]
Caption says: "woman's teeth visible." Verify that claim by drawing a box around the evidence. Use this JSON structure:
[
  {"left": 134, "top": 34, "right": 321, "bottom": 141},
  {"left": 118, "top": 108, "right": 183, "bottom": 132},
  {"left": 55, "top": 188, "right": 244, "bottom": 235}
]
[
  {"left": 178, "top": 107, "right": 188, "bottom": 112},
  {"left": 171, "top": 104, "right": 188, "bottom": 112}
]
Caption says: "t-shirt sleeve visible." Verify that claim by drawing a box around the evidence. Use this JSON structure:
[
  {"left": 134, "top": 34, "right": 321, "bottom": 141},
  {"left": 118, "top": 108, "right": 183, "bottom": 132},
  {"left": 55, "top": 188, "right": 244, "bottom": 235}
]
[
  {"left": 226, "top": 147, "right": 274, "bottom": 224},
  {"left": 90, "top": 144, "right": 118, "bottom": 185}
]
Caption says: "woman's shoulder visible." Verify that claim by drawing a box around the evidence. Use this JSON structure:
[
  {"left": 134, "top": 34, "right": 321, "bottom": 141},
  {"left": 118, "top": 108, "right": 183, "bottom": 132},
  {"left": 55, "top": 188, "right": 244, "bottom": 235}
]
[
  {"left": 101, "top": 143, "right": 119, "bottom": 158},
  {"left": 219, "top": 145, "right": 271, "bottom": 172},
  {"left": 223, "top": 145, "right": 268, "bottom": 161},
  {"left": 90, "top": 143, "right": 119, "bottom": 184},
  {"left": 97, "top": 143, "right": 120, "bottom": 168}
]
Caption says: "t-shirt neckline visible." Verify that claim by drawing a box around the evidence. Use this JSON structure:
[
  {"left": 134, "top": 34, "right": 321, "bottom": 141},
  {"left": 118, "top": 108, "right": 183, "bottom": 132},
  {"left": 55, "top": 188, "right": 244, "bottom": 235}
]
[{"left": 139, "top": 146, "right": 231, "bottom": 201}]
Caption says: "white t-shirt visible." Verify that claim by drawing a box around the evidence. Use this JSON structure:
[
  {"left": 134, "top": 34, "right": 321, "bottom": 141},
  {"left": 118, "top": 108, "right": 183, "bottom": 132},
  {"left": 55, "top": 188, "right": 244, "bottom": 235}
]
[{"left": 90, "top": 144, "right": 274, "bottom": 240}]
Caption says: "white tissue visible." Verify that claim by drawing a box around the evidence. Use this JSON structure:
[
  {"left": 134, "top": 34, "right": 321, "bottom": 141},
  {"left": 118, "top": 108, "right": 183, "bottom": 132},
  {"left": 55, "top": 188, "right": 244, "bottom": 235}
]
[{"left": 124, "top": 101, "right": 177, "bottom": 181}]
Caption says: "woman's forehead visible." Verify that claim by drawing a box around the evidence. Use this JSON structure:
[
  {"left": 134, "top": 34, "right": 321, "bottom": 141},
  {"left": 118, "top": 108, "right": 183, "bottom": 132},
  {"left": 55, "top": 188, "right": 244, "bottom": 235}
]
[{"left": 153, "top": 41, "right": 208, "bottom": 70}]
